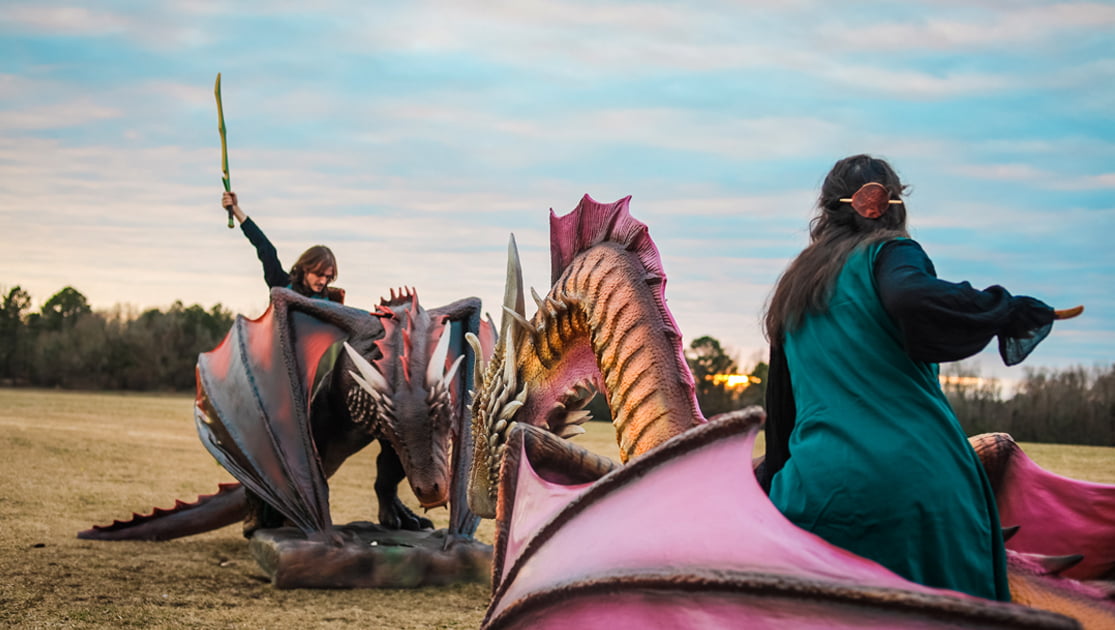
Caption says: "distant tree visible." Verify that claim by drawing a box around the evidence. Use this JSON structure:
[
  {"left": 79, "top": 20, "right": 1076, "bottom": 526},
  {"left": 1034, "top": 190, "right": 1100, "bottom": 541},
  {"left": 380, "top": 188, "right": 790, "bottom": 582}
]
[
  {"left": 1006, "top": 364, "right": 1115, "bottom": 446},
  {"left": 686, "top": 336, "right": 738, "bottom": 417},
  {"left": 942, "top": 362, "right": 1007, "bottom": 436},
  {"left": 4, "top": 282, "right": 237, "bottom": 391},
  {"left": 739, "top": 360, "right": 769, "bottom": 409},
  {"left": 686, "top": 335, "right": 772, "bottom": 418},
  {"left": 0, "top": 286, "right": 32, "bottom": 380},
  {"left": 38, "top": 286, "right": 91, "bottom": 331}
]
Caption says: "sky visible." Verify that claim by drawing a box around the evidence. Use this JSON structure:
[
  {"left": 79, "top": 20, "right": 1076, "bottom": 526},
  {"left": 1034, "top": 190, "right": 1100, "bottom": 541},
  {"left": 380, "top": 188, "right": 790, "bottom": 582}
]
[{"left": 1, "top": 1, "right": 1112, "bottom": 387}]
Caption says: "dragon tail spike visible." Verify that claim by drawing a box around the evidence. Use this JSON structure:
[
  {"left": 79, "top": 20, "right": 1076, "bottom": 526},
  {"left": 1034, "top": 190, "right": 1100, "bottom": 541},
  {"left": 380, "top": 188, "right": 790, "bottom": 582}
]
[{"left": 343, "top": 341, "right": 390, "bottom": 394}]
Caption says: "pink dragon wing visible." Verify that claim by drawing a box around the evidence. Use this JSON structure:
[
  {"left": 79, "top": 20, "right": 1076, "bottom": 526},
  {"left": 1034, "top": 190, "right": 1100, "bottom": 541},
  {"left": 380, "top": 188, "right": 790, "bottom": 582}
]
[
  {"left": 481, "top": 412, "right": 1076, "bottom": 630},
  {"left": 977, "top": 433, "right": 1115, "bottom": 581}
]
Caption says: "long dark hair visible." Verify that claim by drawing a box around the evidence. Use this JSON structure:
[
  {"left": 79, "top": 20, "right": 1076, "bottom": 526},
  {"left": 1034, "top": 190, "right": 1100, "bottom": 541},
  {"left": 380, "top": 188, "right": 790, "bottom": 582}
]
[
  {"left": 764, "top": 154, "right": 909, "bottom": 342},
  {"left": 289, "top": 245, "right": 338, "bottom": 293}
]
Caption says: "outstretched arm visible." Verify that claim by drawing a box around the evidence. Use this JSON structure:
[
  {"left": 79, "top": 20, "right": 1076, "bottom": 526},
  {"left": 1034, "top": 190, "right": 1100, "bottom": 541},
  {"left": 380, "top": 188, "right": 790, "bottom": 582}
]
[
  {"left": 222, "top": 190, "right": 290, "bottom": 289},
  {"left": 875, "top": 239, "right": 1055, "bottom": 366}
]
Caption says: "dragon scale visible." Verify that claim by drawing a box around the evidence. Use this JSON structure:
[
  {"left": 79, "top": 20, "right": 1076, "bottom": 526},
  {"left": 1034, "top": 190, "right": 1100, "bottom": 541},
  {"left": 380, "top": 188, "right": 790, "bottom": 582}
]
[
  {"left": 528, "top": 241, "right": 703, "bottom": 460},
  {"left": 468, "top": 195, "right": 705, "bottom": 519}
]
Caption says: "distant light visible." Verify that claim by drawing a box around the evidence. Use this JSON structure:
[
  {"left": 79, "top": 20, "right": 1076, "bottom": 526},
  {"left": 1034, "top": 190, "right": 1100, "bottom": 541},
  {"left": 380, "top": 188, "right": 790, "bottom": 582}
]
[
  {"left": 709, "top": 374, "right": 762, "bottom": 388},
  {"left": 939, "top": 375, "right": 995, "bottom": 388}
]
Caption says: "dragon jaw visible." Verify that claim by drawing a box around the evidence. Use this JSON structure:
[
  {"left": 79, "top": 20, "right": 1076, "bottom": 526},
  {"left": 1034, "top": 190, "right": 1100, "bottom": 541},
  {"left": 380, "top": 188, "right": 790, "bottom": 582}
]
[
  {"left": 467, "top": 196, "right": 706, "bottom": 519},
  {"left": 343, "top": 289, "right": 464, "bottom": 510}
]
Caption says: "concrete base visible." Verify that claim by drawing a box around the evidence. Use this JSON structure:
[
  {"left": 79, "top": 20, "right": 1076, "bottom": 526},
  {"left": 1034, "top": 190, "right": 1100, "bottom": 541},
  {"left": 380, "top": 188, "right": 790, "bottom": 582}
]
[{"left": 250, "top": 522, "right": 492, "bottom": 589}]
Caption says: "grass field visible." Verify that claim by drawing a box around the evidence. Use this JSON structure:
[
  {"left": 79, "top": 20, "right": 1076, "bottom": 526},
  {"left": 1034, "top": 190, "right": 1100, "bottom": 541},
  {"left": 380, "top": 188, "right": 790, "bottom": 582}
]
[{"left": 1, "top": 388, "right": 1112, "bottom": 629}]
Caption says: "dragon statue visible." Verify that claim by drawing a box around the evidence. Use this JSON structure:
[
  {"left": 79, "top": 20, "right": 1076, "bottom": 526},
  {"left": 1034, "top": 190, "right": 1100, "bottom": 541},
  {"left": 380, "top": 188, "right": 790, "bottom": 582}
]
[
  {"left": 464, "top": 194, "right": 1115, "bottom": 629},
  {"left": 80, "top": 287, "right": 495, "bottom": 587}
]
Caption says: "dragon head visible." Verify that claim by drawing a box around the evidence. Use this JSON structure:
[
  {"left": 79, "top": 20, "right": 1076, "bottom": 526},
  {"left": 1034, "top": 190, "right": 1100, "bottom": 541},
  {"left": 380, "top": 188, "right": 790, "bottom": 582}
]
[{"left": 342, "top": 288, "right": 463, "bottom": 510}]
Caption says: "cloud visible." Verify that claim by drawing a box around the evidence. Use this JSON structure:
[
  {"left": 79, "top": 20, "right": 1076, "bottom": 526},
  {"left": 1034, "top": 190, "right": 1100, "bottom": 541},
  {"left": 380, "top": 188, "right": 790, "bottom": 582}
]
[
  {"left": 1, "top": 5, "right": 131, "bottom": 36},
  {"left": 952, "top": 162, "right": 1115, "bottom": 190},
  {"left": 816, "top": 64, "right": 1014, "bottom": 99},
  {"left": 823, "top": 2, "right": 1115, "bottom": 51},
  {"left": 1, "top": 3, "right": 221, "bottom": 50}
]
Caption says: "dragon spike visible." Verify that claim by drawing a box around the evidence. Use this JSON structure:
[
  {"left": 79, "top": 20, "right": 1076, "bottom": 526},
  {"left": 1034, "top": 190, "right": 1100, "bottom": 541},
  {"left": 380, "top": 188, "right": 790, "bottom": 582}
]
[
  {"left": 502, "top": 305, "right": 536, "bottom": 335},
  {"left": 343, "top": 341, "right": 390, "bottom": 395},
  {"left": 383, "top": 286, "right": 417, "bottom": 308},
  {"left": 501, "top": 328, "right": 516, "bottom": 388},
  {"left": 465, "top": 332, "right": 486, "bottom": 392},
  {"left": 426, "top": 323, "right": 453, "bottom": 388},
  {"left": 442, "top": 354, "right": 465, "bottom": 390},
  {"left": 501, "top": 234, "right": 525, "bottom": 340}
]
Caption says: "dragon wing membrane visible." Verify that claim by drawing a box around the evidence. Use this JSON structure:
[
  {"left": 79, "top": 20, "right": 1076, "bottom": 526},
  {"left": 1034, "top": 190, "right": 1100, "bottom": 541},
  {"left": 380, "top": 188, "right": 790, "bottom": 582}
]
[
  {"left": 195, "top": 288, "right": 369, "bottom": 536},
  {"left": 481, "top": 411, "right": 1076, "bottom": 630}
]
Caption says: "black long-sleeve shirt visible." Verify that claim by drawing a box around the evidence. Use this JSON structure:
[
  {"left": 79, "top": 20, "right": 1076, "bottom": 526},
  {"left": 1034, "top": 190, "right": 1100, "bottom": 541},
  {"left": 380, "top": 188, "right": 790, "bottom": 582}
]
[{"left": 240, "top": 217, "right": 292, "bottom": 290}]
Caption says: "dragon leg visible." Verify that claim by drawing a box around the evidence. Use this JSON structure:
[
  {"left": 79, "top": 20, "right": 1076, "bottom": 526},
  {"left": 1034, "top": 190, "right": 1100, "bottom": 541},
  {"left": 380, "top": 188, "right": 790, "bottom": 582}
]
[{"left": 375, "top": 440, "right": 434, "bottom": 530}]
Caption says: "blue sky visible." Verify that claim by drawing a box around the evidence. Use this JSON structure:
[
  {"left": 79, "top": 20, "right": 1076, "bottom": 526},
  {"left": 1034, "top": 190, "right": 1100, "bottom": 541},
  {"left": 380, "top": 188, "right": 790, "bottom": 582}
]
[{"left": 1, "top": 1, "right": 1112, "bottom": 385}]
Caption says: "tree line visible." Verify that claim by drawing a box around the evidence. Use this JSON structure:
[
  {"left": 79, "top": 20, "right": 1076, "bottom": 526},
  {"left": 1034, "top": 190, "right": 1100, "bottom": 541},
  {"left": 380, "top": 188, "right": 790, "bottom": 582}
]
[
  {"left": 1, "top": 285, "right": 234, "bottom": 391},
  {"left": 2, "top": 284, "right": 1112, "bottom": 446},
  {"left": 686, "top": 335, "right": 1114, "bottom": 448}
]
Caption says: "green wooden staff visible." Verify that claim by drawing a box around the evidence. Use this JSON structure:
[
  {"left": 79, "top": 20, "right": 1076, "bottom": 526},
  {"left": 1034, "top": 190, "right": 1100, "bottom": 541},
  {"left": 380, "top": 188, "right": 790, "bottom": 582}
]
[{"left": 214, "top": 73, "right": 233, "bottom": 228}]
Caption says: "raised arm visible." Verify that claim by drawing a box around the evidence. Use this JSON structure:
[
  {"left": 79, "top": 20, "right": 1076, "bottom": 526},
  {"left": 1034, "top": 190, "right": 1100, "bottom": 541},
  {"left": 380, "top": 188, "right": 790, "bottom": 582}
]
[{"left": 221, "top": 190, "right": 290, "bottom": 289}]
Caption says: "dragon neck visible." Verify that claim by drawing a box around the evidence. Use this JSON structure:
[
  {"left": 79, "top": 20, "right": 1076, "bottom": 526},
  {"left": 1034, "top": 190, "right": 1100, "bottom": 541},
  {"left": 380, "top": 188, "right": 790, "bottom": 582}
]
[{"left": 520, "top": 242, "right": 705, "bottom": 463}]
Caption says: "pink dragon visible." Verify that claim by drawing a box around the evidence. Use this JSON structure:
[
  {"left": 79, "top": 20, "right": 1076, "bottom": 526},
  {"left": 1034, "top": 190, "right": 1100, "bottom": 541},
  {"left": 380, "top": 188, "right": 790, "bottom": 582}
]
[{"left": 464, "top": 194, "right": 1115, "bottom": 629}]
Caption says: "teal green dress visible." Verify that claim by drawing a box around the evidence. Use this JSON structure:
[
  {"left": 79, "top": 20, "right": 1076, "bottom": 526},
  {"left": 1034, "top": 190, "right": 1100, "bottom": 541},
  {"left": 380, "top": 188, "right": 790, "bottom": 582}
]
[{"left": 767, "top": 240, "right": 1011, "bottom": 601}]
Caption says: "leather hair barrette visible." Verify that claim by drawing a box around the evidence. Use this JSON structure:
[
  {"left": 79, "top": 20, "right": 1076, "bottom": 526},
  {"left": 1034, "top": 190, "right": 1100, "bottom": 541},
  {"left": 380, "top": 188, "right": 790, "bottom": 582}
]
[{"left": 839, "top": 182, "right": 903, "bottom": 219}]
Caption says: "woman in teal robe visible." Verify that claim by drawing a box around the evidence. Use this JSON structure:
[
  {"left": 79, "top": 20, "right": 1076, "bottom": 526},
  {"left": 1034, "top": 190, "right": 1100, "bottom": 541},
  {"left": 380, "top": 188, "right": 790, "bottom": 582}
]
[{"left": 760, "top": 154, "right": 1066, "bottom": 602}]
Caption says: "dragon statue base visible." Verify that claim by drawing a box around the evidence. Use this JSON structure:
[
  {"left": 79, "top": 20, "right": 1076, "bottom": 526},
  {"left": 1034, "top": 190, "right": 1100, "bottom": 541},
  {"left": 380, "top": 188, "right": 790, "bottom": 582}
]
[{"left": 250, "top": 523, "right": 492, "bottom": 589}]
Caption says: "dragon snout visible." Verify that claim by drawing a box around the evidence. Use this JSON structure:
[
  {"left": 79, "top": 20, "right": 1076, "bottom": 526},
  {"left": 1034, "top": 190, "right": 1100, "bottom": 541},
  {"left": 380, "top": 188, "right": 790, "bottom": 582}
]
[{"left": 412, "top": 481, "right": 448, "bottom": 509}]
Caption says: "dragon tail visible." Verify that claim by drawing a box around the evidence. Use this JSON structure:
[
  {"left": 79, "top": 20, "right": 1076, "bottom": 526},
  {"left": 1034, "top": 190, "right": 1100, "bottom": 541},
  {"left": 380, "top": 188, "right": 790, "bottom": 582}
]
[{"left": 77, "top": 482, "right": 246, "bottom": 541}]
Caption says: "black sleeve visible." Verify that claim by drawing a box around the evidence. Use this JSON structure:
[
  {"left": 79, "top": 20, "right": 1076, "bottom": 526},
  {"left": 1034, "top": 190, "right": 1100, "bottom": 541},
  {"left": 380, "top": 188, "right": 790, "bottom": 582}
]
[
  {"left": 240, "top": 218, "right": 291, "bottom": 289},
  {"left": 757, "top": 342, "right": 794, "bottom": 494},
  {"left": 875, "top": 239, "right": 1054, "bottom": 366}
]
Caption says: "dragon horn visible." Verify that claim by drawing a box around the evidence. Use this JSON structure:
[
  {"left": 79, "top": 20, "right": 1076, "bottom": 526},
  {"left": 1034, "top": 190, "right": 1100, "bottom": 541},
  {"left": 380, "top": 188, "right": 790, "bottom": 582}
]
[
  {"left": 465, "top": 332, "right": 485, "bottom": 393},
  {"left": 500, "top": 234, "right": 525, "bottom": 340},
  {"left": 443, "top": 354, "right": 465, "bottom": 390},
  {"left": 343, "top": 342, "right": 390, "bottom": 395},
  {"left": 426, "top": 323, "right": 452, "bottom": 388}
]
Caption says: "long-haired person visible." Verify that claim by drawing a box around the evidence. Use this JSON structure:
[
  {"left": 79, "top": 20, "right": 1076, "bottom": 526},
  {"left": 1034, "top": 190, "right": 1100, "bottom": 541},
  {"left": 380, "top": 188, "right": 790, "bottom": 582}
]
[{"left": 760, "top": 154, "right": 1080, "bottom": 601}]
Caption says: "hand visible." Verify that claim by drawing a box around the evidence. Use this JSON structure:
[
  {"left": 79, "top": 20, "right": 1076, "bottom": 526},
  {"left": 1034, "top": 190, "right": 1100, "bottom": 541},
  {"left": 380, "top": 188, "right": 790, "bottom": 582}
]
[
  {"left": 222, "top": 191, "right": 238, "bottom": 209},
  {"left": 1054, "top": 305, "right": 1084, "bottom": 320}
]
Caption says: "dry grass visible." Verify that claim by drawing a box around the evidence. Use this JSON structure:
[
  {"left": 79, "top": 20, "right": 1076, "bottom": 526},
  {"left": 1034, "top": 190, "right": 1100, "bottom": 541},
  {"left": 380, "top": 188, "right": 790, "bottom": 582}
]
[{"left": 2, "top": 388, "right": 1112, "bottom": 629}]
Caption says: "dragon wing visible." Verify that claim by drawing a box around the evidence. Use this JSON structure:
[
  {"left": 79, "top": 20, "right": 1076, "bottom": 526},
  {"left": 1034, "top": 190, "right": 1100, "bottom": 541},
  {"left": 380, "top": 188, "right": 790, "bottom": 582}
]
[
  {"left": 194, "top": 287, "right": 377, "bottom": 536},
  {"left": 481, "top": 411, "right": 1074, "bottom": 630},
  {"left": 973, "top": 433, "right": 1115, "bottom": 582}
]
